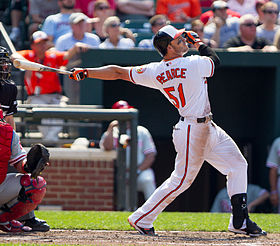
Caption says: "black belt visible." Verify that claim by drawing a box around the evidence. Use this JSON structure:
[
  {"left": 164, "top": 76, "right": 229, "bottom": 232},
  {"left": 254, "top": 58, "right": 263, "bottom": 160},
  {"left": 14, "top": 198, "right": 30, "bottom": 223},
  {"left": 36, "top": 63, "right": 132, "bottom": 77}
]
[{"left": 180, "top": 115, "right": 213, "bottom": 123}]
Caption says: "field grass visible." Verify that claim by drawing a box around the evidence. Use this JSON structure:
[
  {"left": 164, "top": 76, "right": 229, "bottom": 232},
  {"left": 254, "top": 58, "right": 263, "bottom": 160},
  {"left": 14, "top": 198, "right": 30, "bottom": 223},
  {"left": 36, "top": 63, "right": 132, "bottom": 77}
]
[{"left": 33, "top": 211, "right": 280, "bottom": 233}]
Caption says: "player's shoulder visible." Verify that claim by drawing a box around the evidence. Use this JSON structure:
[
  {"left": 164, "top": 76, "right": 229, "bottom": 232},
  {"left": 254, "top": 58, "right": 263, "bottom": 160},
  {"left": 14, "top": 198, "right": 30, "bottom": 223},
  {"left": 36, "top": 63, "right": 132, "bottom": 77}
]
[{"left": 137, "top": 125, "right": 150, "bottom": 135}]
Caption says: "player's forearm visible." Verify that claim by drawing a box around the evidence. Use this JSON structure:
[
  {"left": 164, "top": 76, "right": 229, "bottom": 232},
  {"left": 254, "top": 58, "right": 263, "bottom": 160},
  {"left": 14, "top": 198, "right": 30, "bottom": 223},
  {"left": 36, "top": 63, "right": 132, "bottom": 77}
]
[
  {"left": 87, "top": 65, "right": 130, "bottom": 81},
  {"left": 138, "top": 153, "right": 156, "bottom": 171},
  {"left": 269, "top": 167, "right": 278, "bottom": 192},
  {"left": 101, "top": 132, "right": 115, "bottom": 151},
  {"left": 14, "top": 160, "right": 28, "bottom": 174},
  {"left": 248, "top": 191, "right": 269, "bottom": 208}
]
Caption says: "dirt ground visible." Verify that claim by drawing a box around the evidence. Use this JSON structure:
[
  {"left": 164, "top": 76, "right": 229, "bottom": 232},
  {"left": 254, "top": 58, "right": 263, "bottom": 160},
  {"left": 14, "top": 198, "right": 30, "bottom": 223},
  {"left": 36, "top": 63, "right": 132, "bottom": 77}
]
[{"left": 1, "top": 230, "right": 280, "bottom": 245}]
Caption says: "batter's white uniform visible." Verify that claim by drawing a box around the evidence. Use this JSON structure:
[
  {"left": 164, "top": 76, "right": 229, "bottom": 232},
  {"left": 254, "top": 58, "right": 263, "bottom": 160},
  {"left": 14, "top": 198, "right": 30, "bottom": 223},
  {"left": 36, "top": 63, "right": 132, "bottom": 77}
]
[
  {"left": 100, "top": 125, "right": 157, "bottom": 203},
  {"left": 266, "top": 137, "right": 280, "bottom": 213},
  {"left": 128, "top": 55, "right": 248, "bottom": 228}
]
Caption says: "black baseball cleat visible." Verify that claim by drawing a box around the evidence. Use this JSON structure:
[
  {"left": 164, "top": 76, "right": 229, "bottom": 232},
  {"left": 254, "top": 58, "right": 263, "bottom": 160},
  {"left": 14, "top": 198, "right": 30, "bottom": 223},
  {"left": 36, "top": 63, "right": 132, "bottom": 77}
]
[
  {"left": 128, "top": 218, "right": 156, "bottom": 236},
  {"left": 228, "top": 218, "right": 267, "bottom": 237},
  {"left": 21, "top": 217, "right": 50, "bottom": 232}
]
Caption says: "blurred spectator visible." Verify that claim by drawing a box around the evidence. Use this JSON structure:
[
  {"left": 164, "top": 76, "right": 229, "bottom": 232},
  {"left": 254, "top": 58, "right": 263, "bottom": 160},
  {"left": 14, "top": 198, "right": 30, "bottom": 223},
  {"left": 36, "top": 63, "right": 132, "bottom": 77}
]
[
  {"left": 227, "top": 0, "right": 258, "bottom": 16},
  {"left": 200, "top": 0, "right": 241, "bottom": 25},
  {"left": 55, "top": 12, "right": 100, "bottom": 104},
  {"left": 100, "top": 100, "right": 157, "bottom": 208},
  {"left": 75, "top": 0, "right": 116, "bottom": 18},
  {"left": 191, "top": 19, "right": 218, "bottom": 47},
  {"left": 42, "top": 0, "right": 76, "bottom": 43},
  {"left": 156, "top": 0, "right": 201, "bottom": 23},
  {"left": 91, "top": 0, "right": 114, "bottom": 42},
  {"left": 11, "top": 31, "right": 81, "bottom": 142},
  {"left": 266, "top": 137, "right": 280, "bottom": 213},
  {"left": 211, "top": 184, "right": 269, "bottom": 213},
  {"left": 204, "top": 1, "right": 240, "bottom": 48},
  {"left": 256, "top": 1, "right": 280, "bottom": 44},
  {"left": 116, "top": 0, "right": 154, "bottom": 22},
  {"left": 223, "top": 14, "right": 277, "bottom": 51},
  {"left": 55, "top": 12, "right": 100, "bottom": 50},
  {"left": 255, "top": 0, "right": 267, "bottom": 25},
  {"left": 138, "top": 14, "right": 168, "bottom": 49},
  {"left": 27, "top": 0, "right": 60, "bottom": 36},
  {"left": 9, "top": 0, "right": 28, "bottom": 45},
  {"left": 99, "top": 16, "right": 135, "bottom": 49},
  {"left": 273, "top": 28, "right": 280, "bottom": 48}
]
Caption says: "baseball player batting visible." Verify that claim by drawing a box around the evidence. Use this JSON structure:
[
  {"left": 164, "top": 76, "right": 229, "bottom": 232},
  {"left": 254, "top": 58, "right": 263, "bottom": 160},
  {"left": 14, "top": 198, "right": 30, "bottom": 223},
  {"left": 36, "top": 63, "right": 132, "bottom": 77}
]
[{"left": 69, "top": 25, "right": 266, "bottom": 237}]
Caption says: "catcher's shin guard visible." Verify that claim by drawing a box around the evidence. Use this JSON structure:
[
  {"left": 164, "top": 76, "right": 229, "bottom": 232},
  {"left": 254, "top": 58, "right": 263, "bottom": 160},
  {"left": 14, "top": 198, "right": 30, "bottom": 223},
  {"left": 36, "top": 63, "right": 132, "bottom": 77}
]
[
  {"left": 231, "top": 193, "right": 248, "bottom": 229},
  {"left": 0, "top": 174, "right": 46, "bottom": 223}
]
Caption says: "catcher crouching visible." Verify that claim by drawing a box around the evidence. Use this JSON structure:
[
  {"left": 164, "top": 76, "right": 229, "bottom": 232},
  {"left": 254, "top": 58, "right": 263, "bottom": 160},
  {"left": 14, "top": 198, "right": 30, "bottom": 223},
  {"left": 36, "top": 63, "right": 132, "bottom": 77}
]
[{"left": 0, "top": 114, "right": 49, "bottom": 232}]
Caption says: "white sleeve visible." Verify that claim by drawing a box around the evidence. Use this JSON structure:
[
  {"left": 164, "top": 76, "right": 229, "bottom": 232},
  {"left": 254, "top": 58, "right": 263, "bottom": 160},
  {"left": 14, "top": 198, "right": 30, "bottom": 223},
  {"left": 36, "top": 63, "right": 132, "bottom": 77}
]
[
  {"left": 9, "top": 131, "right": 27, "bottom": 166},
  {"left": 129, "top": 64, "right": 158, "bottom": 90},
  {"left": 196, "top": 55, "right": 215, "bottom": 78},
  {"left": 140, "top": 127, "right": 157, "bottom": 155},
  {"left": 266, "top": 138, "right": 280, "bottom": 168}
]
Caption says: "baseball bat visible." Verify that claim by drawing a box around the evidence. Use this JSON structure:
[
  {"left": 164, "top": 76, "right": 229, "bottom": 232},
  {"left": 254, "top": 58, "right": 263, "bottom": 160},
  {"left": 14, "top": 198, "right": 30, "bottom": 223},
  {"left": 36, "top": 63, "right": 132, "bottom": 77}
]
[
  {"left": 0, "top": 22, "right": 17, "bottom": 54},
  {"left": 13, "top": 59, "right": 72, "bottom": 75}
]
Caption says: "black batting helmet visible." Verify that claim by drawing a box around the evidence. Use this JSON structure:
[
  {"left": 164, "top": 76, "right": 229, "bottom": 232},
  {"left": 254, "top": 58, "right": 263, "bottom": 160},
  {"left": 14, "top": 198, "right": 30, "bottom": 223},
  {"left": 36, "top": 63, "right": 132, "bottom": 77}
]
[
  {"left": 0, "top": 46, "right": 12, "bottom": 80},
  {"left": 153, "top": 25, "right": 185, "bottom": 57}
]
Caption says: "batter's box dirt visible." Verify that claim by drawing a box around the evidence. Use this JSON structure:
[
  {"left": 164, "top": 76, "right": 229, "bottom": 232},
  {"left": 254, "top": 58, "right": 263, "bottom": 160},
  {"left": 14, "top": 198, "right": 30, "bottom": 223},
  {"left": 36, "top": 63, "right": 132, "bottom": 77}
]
[{"left": 1, "top": 230, "right": 280, "bottom": 245}]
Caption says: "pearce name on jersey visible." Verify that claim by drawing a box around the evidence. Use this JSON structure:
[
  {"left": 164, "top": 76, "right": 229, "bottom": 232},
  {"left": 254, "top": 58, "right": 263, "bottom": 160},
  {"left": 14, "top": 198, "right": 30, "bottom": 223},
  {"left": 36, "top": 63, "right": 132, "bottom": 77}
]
[{"left": 156, "top": 68, "right": 187, "bottom": 84}]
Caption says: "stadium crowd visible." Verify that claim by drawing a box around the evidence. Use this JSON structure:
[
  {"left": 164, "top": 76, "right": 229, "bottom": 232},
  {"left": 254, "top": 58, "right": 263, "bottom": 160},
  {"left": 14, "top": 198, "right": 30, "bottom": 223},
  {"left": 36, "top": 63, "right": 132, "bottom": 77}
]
[{"left": 0, "top": 0, "right": 280, "bottom": 51}]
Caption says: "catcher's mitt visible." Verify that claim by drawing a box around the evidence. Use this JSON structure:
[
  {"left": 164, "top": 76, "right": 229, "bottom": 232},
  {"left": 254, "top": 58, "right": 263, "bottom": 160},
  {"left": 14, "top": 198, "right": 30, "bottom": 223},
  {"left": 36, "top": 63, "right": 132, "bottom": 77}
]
[{"left": 24, "top": 143, "right": 50, "bottom": 178}]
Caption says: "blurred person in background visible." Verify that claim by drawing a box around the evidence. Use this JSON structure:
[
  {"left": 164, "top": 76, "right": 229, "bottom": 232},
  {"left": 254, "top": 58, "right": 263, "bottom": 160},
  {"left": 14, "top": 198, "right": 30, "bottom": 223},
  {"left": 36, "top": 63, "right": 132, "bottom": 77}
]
[
  {"left": 91, "top": 0, "right": 114, "bottom": 42},
  {"left": 223, "top": 14, "right": 277, "bottom": 51},
  {"left": 99, "top": 16, "right": 135, "bottom": 49},
  {"left": 75, "top": 0, "right": 116, "bottom": 18},
  {"left": 256, "top": 1, "right": 280, "bottom": 44},
  {"left": 211, "top": 184, "right": 269, "bottom": 213},
  {"left": 11, "top": 31, "right": 82, "bottom": 142},
  {"left": 55, "top": 12, "right": 100, "bottom": 104},
  {"left": 266, "top": 137, "right": 280, "bottom": 213},
  {"left": 55, "top": 12, "right": 100, "bottom": 51},
  {"left": 42, "top": 0, "right": 76, "bottom": 43},
  {"left": 138, "top": 14, "right": 169, "bottom": 49},
  {"left": 200, "top": 0, "right": 240, "bottom": 25},
  {"left": 100, "top": 100, "right": 157, "bottom": 208},
  {"left": 191, "top": 19, "right": 218, "bottom": 48},
  {"left": 9, "top": 0, "right": 28, "bottom": 46},
  {"left": 27, "top": 0, "right": 60, "bottom": 36},
  {"left": 227, "top": 0, "right": 258, "bottom": 16},
  {"left": 116, "top": 0, "right": 154, "bottom": 22},
  {"left": 156, "top": 0, "right": 201, "bottom": 23},
  {"left": 204, "top": 0, "right": 240, "bottom": 48},
  {"left": 255, "top": 0, "right": 267, "bottom": 26}
]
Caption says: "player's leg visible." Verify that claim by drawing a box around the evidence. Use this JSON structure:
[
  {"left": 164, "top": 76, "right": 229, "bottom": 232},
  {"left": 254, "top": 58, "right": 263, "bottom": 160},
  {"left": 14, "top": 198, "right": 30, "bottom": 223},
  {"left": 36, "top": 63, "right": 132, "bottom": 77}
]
[
  {"left": 205, "top": 122, "right": 266, "bottom": 237},
  {"left": 137, "top": 168, "right": 156, "bottom": 201},
  {"left": 128, "top": 120, "right": 207, "bottom": 232}
]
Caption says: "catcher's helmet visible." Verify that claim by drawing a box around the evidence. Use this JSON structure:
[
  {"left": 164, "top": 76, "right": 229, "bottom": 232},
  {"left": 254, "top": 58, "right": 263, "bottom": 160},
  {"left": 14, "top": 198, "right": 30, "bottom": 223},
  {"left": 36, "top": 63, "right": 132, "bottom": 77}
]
[
  {"left": 153, "top": 25, "right": 185, "bottom": 57},
  {"left": 112, "top": 100, "right": 134, "bottom": 109},
  {"left": 0, "top": 46, "right": 12, "bottom": 80}
]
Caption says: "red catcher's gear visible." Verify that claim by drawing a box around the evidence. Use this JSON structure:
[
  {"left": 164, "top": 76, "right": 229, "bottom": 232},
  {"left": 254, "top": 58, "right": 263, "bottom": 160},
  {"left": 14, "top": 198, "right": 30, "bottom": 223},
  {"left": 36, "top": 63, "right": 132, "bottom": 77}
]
[
  {"left": 0, "top": 174, "right": 46, "bottom": 223},
  {"left": 0, "top": 220, "right": 31, "bottom": 232},
  {"left": 0, "top": 121, "right": 13, "bottom": 185}
]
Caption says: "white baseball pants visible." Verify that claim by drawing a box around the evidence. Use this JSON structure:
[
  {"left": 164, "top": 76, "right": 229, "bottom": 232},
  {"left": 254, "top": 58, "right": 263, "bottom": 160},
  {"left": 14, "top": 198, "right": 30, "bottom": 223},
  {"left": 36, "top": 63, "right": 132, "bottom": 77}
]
[{"left": 129, "top": 119, "right": 248, "bottom": 228}]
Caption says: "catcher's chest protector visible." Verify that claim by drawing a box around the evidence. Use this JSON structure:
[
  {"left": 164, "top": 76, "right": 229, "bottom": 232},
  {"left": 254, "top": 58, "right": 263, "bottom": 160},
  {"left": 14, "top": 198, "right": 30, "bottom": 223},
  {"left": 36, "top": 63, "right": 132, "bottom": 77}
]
[{"left": 0, "top": 122, "right": 13, "bottom": 185}]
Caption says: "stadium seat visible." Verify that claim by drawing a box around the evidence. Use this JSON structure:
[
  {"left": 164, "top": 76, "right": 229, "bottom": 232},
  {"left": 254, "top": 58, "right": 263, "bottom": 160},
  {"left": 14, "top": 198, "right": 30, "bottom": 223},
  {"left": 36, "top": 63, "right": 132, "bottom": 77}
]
[
  {"left": 133, "top": 32, "right": 154, "bottom": 46},
  {"left": 123, "top": 19, "right": 151, "bottom": 33}
]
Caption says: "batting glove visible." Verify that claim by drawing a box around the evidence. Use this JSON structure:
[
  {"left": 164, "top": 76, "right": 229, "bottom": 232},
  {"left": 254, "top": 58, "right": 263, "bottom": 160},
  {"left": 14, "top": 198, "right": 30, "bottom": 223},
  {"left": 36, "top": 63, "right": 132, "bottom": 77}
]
[
  {"left": 69, "top": 68, "right": 88, "bottom": 81},
  {"left": 183, "top": 31, "right": 202, "bottom": 45}
]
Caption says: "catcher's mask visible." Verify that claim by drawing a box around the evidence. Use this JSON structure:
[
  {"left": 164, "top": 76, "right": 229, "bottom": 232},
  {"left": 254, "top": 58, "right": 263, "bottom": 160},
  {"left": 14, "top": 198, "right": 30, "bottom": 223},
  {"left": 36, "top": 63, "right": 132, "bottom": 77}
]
[
  {"left": 0, "top": 46, "right": 12, "bottom": 80},
  {"left": 112, "top": 100, "right": 134, "bottom": 109},
  {"left": 153, "top": 25, "right": 185, "bottom": 57}
]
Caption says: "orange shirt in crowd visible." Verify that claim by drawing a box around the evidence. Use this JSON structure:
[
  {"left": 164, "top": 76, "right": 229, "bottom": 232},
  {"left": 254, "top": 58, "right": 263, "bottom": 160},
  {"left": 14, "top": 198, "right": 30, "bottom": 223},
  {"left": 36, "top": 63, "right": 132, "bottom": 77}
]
[
  {"left": 156, "top": 0, "right": 202, "bottom": 22},
  {"left": 17, "top": 50, "right": 67, "bottom": 96}
]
